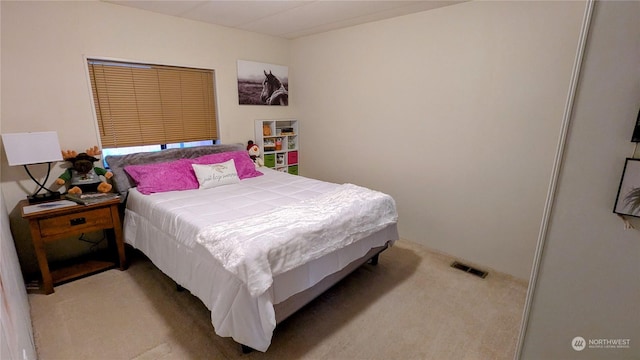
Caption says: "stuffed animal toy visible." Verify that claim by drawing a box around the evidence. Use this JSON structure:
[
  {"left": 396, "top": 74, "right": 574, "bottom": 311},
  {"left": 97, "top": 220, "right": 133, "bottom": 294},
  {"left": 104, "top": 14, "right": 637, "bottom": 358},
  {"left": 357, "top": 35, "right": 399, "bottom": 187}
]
[
  {"left": 262, "top": 124, "right": 272, "bottom": 136},
  {"left": 247, "top": 140, "right": 264, "bottom": 167},
  {"left": 55, "top": 146, "right": 113, "bottom": 194}
]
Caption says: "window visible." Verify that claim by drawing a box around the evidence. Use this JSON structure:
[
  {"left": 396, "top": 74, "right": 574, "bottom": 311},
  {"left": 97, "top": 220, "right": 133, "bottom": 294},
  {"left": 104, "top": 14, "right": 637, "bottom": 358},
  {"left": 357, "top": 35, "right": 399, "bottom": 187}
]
[
  {"left": 101, "top": 140, "right": 215, "bottom": 168},
  {"left": 87, "top": 60, "right": 219, "bottom": 151}
]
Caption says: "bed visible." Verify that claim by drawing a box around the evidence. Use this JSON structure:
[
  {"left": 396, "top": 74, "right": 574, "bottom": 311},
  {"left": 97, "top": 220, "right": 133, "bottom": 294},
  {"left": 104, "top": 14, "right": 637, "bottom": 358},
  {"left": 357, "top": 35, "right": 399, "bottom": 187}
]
[{"left": 105, "top": 144, "right": 399, "bottom": 352}]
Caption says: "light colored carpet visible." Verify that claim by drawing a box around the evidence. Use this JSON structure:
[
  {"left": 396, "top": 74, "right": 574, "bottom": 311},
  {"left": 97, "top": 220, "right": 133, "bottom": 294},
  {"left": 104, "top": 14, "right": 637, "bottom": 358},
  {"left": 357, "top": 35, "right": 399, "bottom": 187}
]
[{"left": 29, "top": 239, "right": 528, "bottom": 359}]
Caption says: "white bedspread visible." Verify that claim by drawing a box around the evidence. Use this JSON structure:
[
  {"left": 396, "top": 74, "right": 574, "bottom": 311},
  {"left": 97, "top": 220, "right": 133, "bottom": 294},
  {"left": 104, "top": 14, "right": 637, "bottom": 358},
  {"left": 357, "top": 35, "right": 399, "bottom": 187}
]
[
  {"left": 196, "top": 184, "right": 398, "bottom": 297},
  {"left": 123, "top": 168, "right": 399, "bottom": 351}
]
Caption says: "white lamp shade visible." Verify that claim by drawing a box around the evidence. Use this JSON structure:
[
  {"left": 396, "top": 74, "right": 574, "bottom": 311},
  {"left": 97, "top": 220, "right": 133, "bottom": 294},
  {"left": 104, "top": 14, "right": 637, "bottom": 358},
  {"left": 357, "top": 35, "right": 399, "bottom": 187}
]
[{"left": 2, "top": 131, "right": 63, "bottom": 166}]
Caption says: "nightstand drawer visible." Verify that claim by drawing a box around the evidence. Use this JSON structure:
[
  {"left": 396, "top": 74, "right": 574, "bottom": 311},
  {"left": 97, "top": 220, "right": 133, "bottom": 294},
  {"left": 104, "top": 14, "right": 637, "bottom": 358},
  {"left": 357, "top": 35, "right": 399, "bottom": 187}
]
[{"left": 39, "top": 207, "right": 113, "bottom": 238}]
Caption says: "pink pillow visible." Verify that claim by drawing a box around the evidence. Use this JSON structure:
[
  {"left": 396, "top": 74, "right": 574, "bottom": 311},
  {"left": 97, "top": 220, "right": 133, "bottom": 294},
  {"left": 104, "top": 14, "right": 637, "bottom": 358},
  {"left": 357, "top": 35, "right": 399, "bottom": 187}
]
[
  {"left": 124, "top": 159, "right": 199, "bottom": 195},
  {"left": 192, "top": 151, "right": 263, "bottom": 179}
]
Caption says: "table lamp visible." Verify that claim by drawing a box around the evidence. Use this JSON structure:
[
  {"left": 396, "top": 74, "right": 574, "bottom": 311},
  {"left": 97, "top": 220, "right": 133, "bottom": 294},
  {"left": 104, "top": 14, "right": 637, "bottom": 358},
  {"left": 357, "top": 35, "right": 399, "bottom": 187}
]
[{"left": 2, "top": 131, "right": 63, "bottom": 204}]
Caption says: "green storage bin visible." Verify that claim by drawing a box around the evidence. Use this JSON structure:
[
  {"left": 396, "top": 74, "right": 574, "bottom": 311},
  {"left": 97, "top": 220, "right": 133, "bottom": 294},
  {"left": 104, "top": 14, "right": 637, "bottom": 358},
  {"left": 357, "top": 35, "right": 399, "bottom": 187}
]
[
  {"left": 288, "top": 165, "right": 298, "bottom": 175},
  {"left": 264, "top": 154, "right": 275, "bottom": 168}
]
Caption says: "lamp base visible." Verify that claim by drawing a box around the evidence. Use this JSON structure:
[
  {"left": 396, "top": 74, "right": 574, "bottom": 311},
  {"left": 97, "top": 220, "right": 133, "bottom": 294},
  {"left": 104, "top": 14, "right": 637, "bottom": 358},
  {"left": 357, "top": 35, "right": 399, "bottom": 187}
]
[{"left": 27, "top": 191, "right": 61, "bottom": 204}]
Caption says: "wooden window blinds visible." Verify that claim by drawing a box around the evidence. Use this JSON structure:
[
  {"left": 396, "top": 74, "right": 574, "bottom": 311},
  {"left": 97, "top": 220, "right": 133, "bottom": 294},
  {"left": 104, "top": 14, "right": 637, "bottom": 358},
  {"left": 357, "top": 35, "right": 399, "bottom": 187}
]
[{"left": 88, "top": 60, "right": 218, "bottom": 148}]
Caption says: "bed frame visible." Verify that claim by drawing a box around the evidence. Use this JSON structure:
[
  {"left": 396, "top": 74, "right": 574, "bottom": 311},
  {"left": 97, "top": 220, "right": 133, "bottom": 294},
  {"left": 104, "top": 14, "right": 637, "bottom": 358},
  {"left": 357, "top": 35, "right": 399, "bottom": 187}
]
[
  {"left": 175, "top": 240, "right": 391, "bottom": 353},
  {"left": 240, "top": 242, "right": 390, "bottom": 353},
  {"left": 272, "top": 243, "right": 387, "bottom": 323}
]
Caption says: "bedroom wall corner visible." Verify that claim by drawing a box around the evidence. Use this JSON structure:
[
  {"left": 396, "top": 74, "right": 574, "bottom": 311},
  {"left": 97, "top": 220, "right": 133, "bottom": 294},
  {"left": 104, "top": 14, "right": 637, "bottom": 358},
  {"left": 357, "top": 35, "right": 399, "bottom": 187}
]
[{"left": 290, "top": 0, "right": 586, "bottom": 280}]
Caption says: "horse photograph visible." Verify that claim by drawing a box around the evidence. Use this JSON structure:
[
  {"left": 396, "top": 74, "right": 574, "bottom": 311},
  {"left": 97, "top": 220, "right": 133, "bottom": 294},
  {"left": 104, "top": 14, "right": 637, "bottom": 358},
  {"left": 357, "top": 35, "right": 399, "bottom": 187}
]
[{"left": 237, "top": 60, "right": 288, "bottom": 106}]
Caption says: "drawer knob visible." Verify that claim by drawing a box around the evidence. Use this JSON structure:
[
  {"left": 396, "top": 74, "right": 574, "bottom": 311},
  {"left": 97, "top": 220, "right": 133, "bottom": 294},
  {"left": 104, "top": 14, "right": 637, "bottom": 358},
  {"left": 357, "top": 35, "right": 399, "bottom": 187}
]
[{"left": 70, "top": 217, "right": 86, "bottom": 226}]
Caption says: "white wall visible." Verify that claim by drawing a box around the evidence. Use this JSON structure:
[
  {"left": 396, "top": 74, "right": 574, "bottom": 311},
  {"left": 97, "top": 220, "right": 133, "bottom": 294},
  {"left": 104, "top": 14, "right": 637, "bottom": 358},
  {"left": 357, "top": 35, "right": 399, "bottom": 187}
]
[
  {"left": 0, "top": 0, "right": 294, "bottom": 273},
  {"left": 519, "top": 1, "right": 640, "bottom": 358},
  {"left": 0, "top": 3, "right": 37, "bottom": 352},
  {"left": 1, "top": 194, "right": 37, "bottom": 359},
  {"left": 291, "top": 1, "right": 585, "bottom": 279}
]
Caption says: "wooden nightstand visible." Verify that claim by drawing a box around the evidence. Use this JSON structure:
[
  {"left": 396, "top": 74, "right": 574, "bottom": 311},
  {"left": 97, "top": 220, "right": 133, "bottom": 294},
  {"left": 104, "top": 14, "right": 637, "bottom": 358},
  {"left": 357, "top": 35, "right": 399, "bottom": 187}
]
[{"left": 20, "top": 198, "right": 127, "bottom": 294}]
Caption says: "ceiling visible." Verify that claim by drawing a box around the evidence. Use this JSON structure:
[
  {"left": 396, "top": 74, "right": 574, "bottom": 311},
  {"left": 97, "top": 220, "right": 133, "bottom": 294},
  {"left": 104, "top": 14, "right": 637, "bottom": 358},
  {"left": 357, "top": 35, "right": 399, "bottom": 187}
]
[{"left": 103, "top": 0, "right": 464, "bottom": 39}]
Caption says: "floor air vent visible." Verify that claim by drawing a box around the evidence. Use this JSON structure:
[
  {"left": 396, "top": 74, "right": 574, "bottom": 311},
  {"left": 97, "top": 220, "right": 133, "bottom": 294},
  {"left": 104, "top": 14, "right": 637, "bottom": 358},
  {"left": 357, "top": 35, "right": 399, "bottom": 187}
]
[{"left": 451, "top": 261, "right": 488, "bottom": 278}]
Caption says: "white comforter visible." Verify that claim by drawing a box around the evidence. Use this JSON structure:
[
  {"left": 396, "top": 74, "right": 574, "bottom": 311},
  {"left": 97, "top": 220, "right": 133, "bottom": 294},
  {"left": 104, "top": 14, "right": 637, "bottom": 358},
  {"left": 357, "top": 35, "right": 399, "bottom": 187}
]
[
  {"left": 123, "top": 168, "right": 399, "bottom": 351},
  {"left": 197, "top": 184, "right": 398, "bottom": 297}
]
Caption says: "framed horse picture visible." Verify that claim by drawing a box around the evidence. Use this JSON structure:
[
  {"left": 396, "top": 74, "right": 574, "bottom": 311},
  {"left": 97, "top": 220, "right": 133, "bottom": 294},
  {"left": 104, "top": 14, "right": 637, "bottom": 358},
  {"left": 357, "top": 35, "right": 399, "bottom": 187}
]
[{"left": 237, "top": 60, "right": 288, "bottom": 106}]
